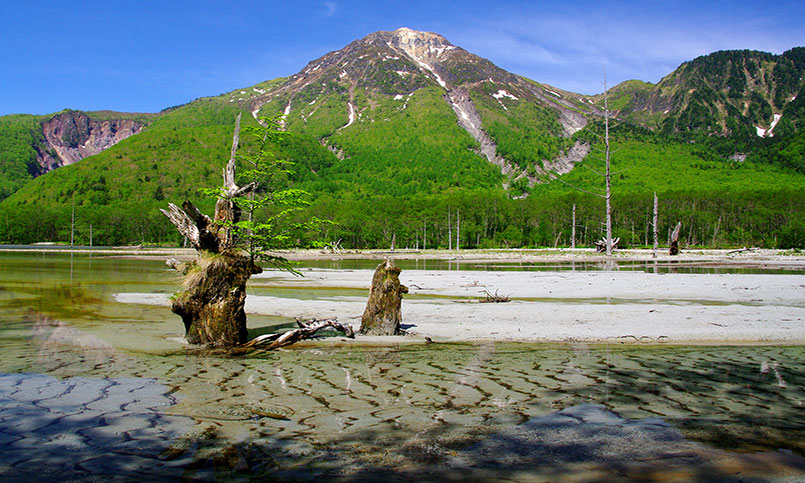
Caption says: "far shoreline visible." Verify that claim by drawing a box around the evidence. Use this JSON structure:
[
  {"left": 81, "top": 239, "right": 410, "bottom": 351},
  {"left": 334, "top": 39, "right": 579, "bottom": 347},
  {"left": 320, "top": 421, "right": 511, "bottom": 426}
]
[{"left": 2, "top": 245, "right": 804, "bottom": 270}]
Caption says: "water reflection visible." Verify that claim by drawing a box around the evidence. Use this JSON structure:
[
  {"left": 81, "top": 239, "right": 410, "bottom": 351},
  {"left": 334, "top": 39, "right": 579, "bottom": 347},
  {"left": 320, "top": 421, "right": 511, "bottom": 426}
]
[{"left": 302, "top": 257, "right": 803, "bottom": 275}]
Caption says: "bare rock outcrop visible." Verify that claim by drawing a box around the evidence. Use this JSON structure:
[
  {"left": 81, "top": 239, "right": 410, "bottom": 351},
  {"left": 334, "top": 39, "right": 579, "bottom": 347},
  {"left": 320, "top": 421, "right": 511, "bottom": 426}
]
[
  {"left": 32, "top": 111, "right": 144, "bottom": 175},
  {"left": 444, "top": 88, "right": 517, "bottom": 176},
  {"left": 542, "top": 140, "right": 591, "bottom": 177}
]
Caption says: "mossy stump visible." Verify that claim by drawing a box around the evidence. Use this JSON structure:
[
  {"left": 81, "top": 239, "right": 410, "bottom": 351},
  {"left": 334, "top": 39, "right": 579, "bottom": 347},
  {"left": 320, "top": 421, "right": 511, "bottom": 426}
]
[
  {"left": 171, "top": 252, "right": 262, "bottom": 346},
  {"left": 160, "top": 113, "right": 264, "bottom": 347},
  {"left": 360, "top": 259, "right": 408, "bottom": 335}
]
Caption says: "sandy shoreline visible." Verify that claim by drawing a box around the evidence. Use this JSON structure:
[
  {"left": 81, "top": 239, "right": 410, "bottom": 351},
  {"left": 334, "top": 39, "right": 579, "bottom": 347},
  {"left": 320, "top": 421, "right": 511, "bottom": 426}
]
[
  {"left": 4, "top": 245, "right": 804, "bottom": 266},
  {"left": 115, "top": 253, "right": 805, "bottom": 344}
]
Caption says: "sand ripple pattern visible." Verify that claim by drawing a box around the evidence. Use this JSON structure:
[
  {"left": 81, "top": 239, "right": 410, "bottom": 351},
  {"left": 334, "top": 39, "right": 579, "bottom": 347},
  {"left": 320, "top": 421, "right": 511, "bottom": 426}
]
[{"left": 3, "top": 338, "right": 803, "bottom": 479}]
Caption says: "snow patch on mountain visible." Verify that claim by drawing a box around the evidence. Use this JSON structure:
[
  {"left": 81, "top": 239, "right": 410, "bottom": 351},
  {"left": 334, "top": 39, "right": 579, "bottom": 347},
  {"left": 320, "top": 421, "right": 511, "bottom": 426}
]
[
  {"left": 756, "top": 113, "right": 783, "bottom": 138},
  {"left": 492, "top": 90, "right": 518, "bottom": 100},
  {"left": 392, "top": 40, "right": 448, "bottom": 89},
  {"left": 279, "top": 100, "right": 292, "bottom": 130}
]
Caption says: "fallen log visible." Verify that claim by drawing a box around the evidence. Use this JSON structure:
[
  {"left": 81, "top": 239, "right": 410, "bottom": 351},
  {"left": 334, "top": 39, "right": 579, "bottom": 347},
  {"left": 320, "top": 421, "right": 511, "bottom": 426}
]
[
  {"left": 240, "top": 318, "right": 355, "bottom": 351},
  {"left": 727, "top": 247, "right": 756, "bottom": 255},
  {"left": 480, "top": 289, "right": 510, "bottom": 303}
]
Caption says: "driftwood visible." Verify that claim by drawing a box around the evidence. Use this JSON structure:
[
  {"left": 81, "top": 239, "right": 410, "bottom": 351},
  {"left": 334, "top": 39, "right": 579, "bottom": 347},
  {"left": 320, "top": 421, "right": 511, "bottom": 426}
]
[
  {"left": 240, "top": 318, "right": 355, "bottom": 351},
  {"left": 479, "top": 289, "right": 510, "bottom": 303},
  {"left": 595, "top": 237, "right": 620, "bottom": 253},
  {"left": 160, "top": 114, "right": 263, "bottom": 347},
  {"left": 669, "top": 221, "right": 682, "bottom": 256},
  {"left": 727, "top": 247, "right": 756, "bottom": 255},
  {"left": 324, "top": 238, "right": 343, "bottom": 254},
  {"left": 360, "top": 259, "right": 408, "bottom": 335}
]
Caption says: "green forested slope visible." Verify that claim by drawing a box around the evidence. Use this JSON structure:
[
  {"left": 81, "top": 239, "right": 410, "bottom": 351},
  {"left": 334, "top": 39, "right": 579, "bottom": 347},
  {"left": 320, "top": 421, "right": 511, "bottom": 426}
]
[
  {"left": 606, "top": 48, "right": 805, "bottom": 173},
  {"left": 0, "top": 114, "right": 46, "bottom": 200}
]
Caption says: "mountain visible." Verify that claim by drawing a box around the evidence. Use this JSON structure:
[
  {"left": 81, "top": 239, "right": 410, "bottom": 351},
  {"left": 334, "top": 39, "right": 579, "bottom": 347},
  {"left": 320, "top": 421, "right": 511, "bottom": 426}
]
[
  {"left": 239, "top": 28, "right": 595, "bottom": 188},
  {"left": 0, "top": 29, "right": 803, "bottom": 248},
  {"left": 604, "top": 48, "right": 805, "bottom": 140}
]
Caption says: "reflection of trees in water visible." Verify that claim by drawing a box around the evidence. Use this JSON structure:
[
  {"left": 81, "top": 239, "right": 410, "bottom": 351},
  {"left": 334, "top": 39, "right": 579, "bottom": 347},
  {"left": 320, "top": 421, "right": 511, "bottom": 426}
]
[
  {"left": 26, "top": 312, "right": 135, "bottom": 377},
  {"left": 0, "top": 279, "right": 104, "bottom": 320}
]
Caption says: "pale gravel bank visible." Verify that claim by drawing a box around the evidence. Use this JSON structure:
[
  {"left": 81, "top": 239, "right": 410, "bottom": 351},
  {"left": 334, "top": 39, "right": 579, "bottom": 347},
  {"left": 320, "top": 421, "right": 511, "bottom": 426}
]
[{"left": 116, "top": 265, "right": 805, "bottom": 345}]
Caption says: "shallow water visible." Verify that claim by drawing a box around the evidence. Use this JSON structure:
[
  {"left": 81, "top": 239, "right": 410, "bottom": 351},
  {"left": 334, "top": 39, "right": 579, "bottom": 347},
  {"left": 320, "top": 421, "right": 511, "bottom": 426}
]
[
  {"left": 301, "top": 256, "right": 804, "bottom": 274},
  {"left": 1, "top": 251, "right": 804, "bottom": 481}
]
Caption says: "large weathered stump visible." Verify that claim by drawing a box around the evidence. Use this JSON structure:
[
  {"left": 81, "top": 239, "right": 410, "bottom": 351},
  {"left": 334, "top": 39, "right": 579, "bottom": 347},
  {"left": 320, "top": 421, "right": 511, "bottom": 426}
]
[
  {"left": 669, "top": 221, "right": 682, "bottom": 256},
  {"left": 171, "top": 253, "right": 262, "bottom": 346},
  {"left": 160, "top": 113, "right": 263, "bottom": 347},
  {"left": 360, "top": 259, "right": 408, "bottom": 335}
]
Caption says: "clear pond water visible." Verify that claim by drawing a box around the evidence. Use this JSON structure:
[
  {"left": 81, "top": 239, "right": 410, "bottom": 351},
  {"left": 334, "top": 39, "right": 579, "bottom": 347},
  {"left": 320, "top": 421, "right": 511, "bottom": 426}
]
[{"left": 0, "top": 251, "right": 803, "bottom": 481}]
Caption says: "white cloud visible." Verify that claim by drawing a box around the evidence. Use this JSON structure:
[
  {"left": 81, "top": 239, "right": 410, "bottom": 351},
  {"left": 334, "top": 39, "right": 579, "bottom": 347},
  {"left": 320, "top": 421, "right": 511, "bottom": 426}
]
[{"left": 323, "top": 1, "right": 337, "bottom": 17}]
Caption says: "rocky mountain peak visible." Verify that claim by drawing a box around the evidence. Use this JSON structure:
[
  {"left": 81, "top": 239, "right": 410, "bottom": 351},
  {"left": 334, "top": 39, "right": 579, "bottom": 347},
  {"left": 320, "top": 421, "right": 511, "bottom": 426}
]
[
  {"left": 382, "top": 28, "right": 456, "bottom": 63},
  {"left": 236, "top": 27, "right": 590, "bottom": 186}
]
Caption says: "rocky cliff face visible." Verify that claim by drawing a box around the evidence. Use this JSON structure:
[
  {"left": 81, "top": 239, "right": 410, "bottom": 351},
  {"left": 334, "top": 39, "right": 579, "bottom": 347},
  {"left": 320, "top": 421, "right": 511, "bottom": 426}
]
[{"left": 32, "top": 111, "right": 144, "bottom": 175}]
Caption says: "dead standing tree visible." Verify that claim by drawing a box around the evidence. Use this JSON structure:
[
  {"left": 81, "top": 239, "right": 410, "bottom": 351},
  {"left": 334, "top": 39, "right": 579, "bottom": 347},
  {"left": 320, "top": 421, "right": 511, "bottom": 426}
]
[
  {"left": 558, "top": 75, "right": 623, "bottom": 255},
  {"left": 160, "top": 114, "right": 262, "bottom": 346}
]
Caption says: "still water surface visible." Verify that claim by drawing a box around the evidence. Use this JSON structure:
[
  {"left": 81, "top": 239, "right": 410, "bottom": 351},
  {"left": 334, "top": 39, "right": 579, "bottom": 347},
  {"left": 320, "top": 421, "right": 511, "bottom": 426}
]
[{"left": 0, "top": 251, "right": 803, "bottom": 480}]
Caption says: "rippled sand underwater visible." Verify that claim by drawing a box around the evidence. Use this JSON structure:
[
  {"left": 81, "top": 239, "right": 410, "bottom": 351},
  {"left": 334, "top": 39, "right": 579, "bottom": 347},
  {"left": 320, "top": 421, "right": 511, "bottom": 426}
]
[
  {"left": 2, "top": 313, "right": 804, "bottom": 481},
  {"left": 0, "top": 252, "right": 804, "bottom": 480}
]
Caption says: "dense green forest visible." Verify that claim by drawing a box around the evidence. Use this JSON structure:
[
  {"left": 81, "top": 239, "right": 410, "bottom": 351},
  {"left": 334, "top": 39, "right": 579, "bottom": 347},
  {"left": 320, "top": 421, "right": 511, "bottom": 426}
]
[
  {"left": 1, "top": 113, "right": 801, "bottom": 249},
  {"left": 0, "top": 114, "right": 45, "bottom": 200}
]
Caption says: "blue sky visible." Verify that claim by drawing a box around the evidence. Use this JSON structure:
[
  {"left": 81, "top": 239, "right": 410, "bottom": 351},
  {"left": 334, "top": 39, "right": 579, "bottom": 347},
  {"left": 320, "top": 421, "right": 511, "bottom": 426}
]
[{"left": 1, "top": 0, "right": 802, "bottom": 116}]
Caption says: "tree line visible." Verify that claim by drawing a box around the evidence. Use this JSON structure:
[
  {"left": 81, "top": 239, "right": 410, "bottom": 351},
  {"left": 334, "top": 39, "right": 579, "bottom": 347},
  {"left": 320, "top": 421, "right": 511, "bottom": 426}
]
[{"left": 2, "top": 188, "right": 801, "bottom": 249}]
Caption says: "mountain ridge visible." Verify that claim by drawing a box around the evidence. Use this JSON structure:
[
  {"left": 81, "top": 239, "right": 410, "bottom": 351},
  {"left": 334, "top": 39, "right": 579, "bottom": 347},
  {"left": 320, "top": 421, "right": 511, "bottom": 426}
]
[{"left": 603, "top": 47, "right": 805, "bottom": 140}]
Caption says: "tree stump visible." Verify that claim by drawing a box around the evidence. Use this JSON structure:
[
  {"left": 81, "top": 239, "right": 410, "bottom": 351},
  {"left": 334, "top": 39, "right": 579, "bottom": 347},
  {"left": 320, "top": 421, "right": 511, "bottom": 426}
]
[
  {"left": 171, "top": 253, "right": 262, "bottom": 345},
  {"left": 161, "top": 114, "right": 263, "bottom": 347},
  {"left": 360, "top": 259, "right": 408, "bottom": 335},
  {"left": 669, "top": 221, "right": 682, "bottom": 256}
]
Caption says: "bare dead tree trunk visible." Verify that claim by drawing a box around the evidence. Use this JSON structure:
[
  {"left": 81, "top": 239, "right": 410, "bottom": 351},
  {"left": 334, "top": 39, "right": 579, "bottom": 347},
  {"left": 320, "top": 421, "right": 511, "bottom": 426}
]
[
  {"left": 160, "top": 114, "right": 262, "bottom": 346},
  {"left": 712, "top": 216, "right": 721, "bottom": 247},
  {"left": 70, "top": 195, "right": 75, "bottom": 247},
  {"left": 423, "top": 219, "right": 427, "bottom": 249},
  {"left": 456, "top": 209, "right": 460, "bottom": 252},
  {"left": 571, "top": 204, "right": 577, "bottom": 249},
  {"left": 669, "top": 221, "right": 682, "bottom": 256},
  {"left": 604, "top": 75, "right": 613, "bottom": 256},
  {"left": 241, "top": 318, "right": 354, "bottom": 351},
  {"left": 652, "top": 192, "right": 659, "bottom": 258},
  {"left": 360, "top": 259, "right": 408, "bottom": 335},
  {"left": 448, "top": 211, "right": 452, "bottom": 251}
]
